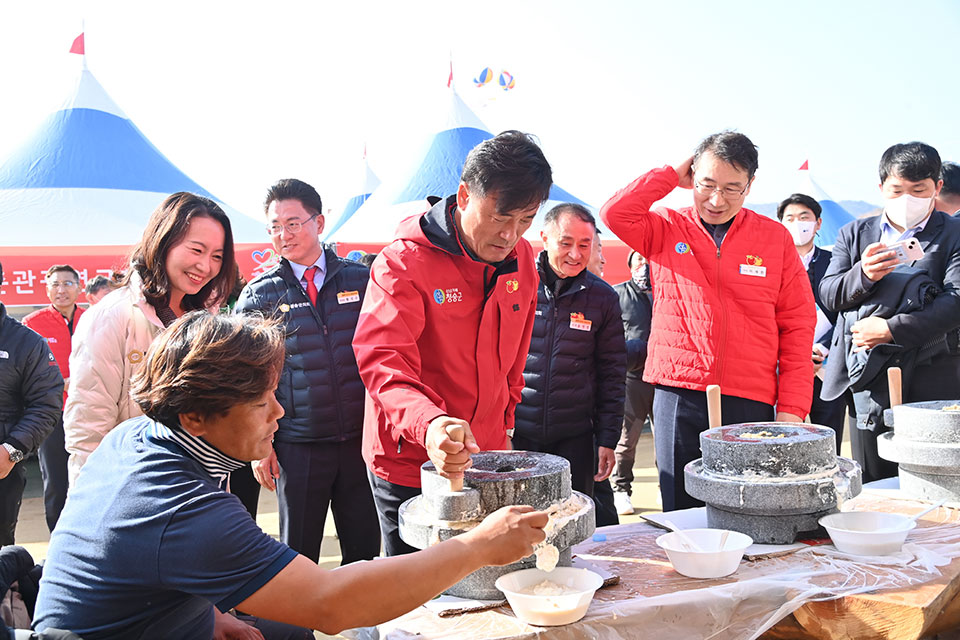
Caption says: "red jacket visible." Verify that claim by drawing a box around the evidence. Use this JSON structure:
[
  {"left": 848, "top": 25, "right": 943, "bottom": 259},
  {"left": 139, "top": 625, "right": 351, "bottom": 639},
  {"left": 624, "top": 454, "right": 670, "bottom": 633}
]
[
  {"left": 353, "top": 197, "right": 538, "bottom": 487},
  {"left": 600, "top": 166, "right": 815, "bottom": 418},
  {"left": 23, "top": 305, "right": 84, "bottom": 404}
]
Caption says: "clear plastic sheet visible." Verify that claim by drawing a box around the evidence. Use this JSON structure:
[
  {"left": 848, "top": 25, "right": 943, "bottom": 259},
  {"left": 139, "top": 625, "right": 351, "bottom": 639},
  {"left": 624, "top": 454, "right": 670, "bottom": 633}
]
[{"left": 343, "top": 495, "right": 960, "bottom": 640}]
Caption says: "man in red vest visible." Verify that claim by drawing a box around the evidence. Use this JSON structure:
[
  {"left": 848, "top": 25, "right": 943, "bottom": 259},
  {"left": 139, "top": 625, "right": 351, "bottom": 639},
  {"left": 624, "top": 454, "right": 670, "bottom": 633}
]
[{"left": 23, "top": 265, "right": 84, "bottom": 531}]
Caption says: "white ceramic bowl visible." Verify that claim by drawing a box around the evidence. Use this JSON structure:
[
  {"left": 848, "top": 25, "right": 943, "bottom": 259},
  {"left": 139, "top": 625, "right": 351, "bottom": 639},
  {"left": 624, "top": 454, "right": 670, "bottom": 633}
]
[
  {"left": 819, "top": 511, "right": 916, "bottom": 556},
  {"left": 655, "top": 528, "right": 753, "bottom": 578},
  {"left": 495, "top": 566, "right": 603, "bottom": 626}
]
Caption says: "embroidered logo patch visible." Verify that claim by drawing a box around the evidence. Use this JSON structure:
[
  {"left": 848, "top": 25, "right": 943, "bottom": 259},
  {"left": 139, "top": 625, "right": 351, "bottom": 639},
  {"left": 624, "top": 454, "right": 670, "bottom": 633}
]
[
  {"left": 675, "top": 242, "right": 690, "bottom": 255},
  {"left": 279, "top": 303, "right": 291, "bottom": 313},
  {"left": 505, "top": 279, "right": 519, "bottom": 294},
  {"left": 433, "top": 289, "right": 445, "bottom": 305},
  {"left": 745, "top": 255, "right": 763, "bottom": 266},
  {"left": 434, "top": 288, "right": 463, "bottom": 304},
  {"left": 127, "top": 350, "right": 144, "bottom": 365}
]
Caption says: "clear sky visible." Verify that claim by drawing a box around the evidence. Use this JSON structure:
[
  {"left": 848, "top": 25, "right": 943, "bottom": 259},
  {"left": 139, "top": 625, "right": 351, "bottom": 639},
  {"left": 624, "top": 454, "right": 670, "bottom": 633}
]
[{"left": 1, "top": 0, "right": 958, "bottom": 220}]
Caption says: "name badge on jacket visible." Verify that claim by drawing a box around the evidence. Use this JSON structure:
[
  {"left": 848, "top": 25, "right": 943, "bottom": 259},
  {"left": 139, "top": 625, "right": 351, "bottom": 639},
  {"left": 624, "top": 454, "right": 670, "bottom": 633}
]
[
  {"left": 570, "top": 312, "right": 592, "bottom": 331},
  {"left": 739, "top": 264, "right": 766, "bottom": 277},
  {"left": 337, "top": 290, "right": 361, "bottom": 304}
]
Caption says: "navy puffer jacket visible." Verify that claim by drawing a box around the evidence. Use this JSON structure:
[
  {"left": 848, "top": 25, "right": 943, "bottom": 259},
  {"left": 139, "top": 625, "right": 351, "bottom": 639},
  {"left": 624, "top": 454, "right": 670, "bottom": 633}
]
[
  {"left": 514, "top": 253, "right": 626, "bottom": 448},
  {"left": 235, "top": 247, "right": 368, "bottom": 443}
]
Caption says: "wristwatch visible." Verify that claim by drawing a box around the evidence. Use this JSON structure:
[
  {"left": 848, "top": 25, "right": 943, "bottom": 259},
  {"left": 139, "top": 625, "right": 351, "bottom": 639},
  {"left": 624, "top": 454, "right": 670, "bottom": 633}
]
[{"left": 2, "top": 443, "right": 23, "bottom": 464}]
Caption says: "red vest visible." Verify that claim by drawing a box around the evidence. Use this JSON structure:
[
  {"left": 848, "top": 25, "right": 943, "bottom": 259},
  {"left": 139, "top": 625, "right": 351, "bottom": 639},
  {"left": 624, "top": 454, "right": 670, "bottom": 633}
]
[{"left": 23, "top": 304, "right": 84, "bottom": 403}]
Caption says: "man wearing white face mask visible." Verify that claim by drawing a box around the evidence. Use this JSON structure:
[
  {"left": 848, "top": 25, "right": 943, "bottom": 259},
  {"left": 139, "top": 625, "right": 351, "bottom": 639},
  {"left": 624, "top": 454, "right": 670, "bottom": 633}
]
[
  {"left": 777, "top": 194, "right": 847, "bottom": 453},
  {"left": 820, "top": 142, "right": 960, "bottom": 482}
]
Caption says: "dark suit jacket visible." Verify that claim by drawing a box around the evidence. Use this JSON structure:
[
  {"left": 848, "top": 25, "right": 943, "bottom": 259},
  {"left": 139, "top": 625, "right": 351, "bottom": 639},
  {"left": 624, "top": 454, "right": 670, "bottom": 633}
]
[
  {"left": 808, "top": 246, "right": 837, "bottom": 350},
  {"left": 819, "top": 210, "right": 960, "bottom": 384}
]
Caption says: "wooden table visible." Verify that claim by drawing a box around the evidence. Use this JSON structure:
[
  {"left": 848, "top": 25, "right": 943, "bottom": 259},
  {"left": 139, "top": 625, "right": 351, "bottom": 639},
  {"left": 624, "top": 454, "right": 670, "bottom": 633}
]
[{"left": 359, "top": 492, "right": 960, "bottom": 640}]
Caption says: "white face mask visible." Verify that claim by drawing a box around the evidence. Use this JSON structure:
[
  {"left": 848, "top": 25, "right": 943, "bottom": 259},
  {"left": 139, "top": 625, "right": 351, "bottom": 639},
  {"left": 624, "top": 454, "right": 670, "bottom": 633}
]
[
  {"left": 783, "top": 220, "right": 816, "bottom": 246},
  {"left": 884, "top": 194, "right": 933, "bottom": 229}
]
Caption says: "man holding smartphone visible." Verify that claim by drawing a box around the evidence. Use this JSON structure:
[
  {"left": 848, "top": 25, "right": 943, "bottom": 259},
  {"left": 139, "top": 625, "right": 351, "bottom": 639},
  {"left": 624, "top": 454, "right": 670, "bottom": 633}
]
[{"left": 819, "top": 142, "right": 960, "bottom": 482}]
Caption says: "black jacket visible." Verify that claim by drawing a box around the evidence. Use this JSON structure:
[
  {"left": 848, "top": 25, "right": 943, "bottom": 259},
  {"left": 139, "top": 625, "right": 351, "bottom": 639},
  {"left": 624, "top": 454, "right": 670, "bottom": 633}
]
[
  {"left": 235, "top": 247, "right": 369, "bottom": 444},
  {"left": 819, "top": 211, "right": 960, "bottom": 412},
  {"left": 808, "top": 246, "right": 837, "bottom": 351},
  {"left": 0, "top": 303, "right": 63, "bottom": 454},
  {"left": 514, "top": 253, "right": 626, "bottom": 448},
  {"left": 613, "top": 279, "right": 653, "bottom": 377}
]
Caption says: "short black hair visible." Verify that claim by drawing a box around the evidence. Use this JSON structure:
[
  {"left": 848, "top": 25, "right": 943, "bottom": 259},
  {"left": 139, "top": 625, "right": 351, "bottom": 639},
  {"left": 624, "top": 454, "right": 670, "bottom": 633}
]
[
  {"left": 460, "top": 130, "right": 553, "bottom": 214},
  {"left": 879, "top": 142, "right": 941, "bottom": 184},
  {"left": 627, "top": 251, "right": 642, "bottom": 269},
  {"left": 543, "top": 203, "right": 596, "bottom": 230},
  {"left": 264, "top": 178, "right": 323, "bottom": 217},
  {"left": 776, "top": 193, "right": 822, "bottom": 220},
  {"left": 693, "top": 131, "right": 759, "bottom": 180},
  {"left": 941, "top": 162, "right": 960, "bottom": 197},
  {"left": 85, "top": 275, "right": 114, "bottom": 296},
  {"left": 45, "top": 264, "right": 80, "bottom": 282}
]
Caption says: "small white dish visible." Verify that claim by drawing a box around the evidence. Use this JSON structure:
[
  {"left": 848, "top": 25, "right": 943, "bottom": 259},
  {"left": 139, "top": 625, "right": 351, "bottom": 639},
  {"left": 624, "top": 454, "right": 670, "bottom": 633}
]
[
  {"left": 819, "top": 511, "right": 916, "bottom": 556},
  {"left": 495, "top": 566, "right": 603, "bottom": 626},
  {"left": 655, "top": 528, "right": 753, "bottom": 578}
]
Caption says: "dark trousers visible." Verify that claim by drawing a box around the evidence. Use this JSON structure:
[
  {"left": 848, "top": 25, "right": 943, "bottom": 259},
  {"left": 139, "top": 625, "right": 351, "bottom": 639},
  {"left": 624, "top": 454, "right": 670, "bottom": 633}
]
[
  {"left": 612, "top": 376, "right": 655, "bottom": 493},
  {"left": 0, "top": 463, "right": 27, "bottom": 545},
  {"left": 273, "top": 438, "right": 380, "bottom": 564},
  {"left": 367, "top": 470, "right": 421, "bottom": 557},
  {"left": 593, "top": 472, "right": 619, "bottom": 527},
  {"left": 810, "top": 376, "right": 848, "bottom": 454},
  {"left": 512, "top": 431, "right": 596, "bottom": 497},
  {"left": 37, "top": 417, "right": 69, "bottom": 532},
  {"left": 653, "top": 385, "right": 774, "bottom": 512},
  {"left": 228, "top": 464, "right": 262, "bottom": 519}
]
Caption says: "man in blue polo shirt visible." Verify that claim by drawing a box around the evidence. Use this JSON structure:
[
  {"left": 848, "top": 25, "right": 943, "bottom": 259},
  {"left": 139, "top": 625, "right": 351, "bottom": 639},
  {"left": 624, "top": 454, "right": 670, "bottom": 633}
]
[{"left": 34, "top": 312, "right": 547, "bottom": 639}]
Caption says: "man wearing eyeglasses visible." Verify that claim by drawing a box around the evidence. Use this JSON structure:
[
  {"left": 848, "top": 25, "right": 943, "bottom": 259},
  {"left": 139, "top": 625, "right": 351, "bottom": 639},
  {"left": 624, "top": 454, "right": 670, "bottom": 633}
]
[
  {"left": 0, "top": 261, "right": 64, "bottom": 545},
  {"left": 233, "top": 178, "right": 380, "bottom": 565},
  {"left": 601, "top": 131, "right": 815, "bottom": 511},
  {"left": 23, "top": 265, "right": 85, "bottom": 531}
]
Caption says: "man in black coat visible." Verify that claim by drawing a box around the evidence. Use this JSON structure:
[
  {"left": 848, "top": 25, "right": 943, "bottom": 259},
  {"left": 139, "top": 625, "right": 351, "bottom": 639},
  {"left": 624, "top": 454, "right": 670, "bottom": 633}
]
[
  {"left": 0, "top": 261, "right": 64, "bottom": 545},
  {"left": 609, "top": 250, "right": 654, "bottom": 516},
  {"left": 513, "top": 204, "right": 626, "bottom": 504},
  {"left": 777, "top": 194, "right": 848, "bottom": 453},
  {"left": 819, "top": 142, "right": 960, "bottom": 483},
  {"left": 233, "top": 179, "right": 379, "bottom": 564}
]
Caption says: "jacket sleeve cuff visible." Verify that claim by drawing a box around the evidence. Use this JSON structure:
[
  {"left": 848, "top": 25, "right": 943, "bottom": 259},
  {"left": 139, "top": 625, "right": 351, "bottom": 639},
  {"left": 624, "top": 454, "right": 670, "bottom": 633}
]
[
  {"left": 415, "top": 408, "right": 449, "bottom": 445},
  {"left": 777, "top": 405, "right": 808, "bottom": 420},
  {"left": 3, "top": 437, "right": 27, "bottom": 454}
]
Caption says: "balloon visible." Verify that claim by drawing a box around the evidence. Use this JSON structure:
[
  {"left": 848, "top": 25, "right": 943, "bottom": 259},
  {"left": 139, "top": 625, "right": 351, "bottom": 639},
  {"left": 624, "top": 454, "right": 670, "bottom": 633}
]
[{"left": 473, "top": 67, "right": 493, "bottom": 87}]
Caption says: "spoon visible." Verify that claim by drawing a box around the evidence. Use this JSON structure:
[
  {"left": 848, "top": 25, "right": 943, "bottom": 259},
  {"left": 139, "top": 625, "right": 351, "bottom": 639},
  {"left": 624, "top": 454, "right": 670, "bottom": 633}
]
[
  {"left": 663, "top": 519, "right": 705, "bottom": 552},
  {"left": 908, "top": 498, "right": 947, "bottom": 523},
  {"left": 718, "top": 529, "right": 731, "bottom": 552}
]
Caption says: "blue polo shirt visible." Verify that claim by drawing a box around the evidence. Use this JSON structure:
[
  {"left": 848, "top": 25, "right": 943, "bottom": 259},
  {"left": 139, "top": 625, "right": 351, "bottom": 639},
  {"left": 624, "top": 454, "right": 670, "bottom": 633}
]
[{"left": 33, "top": 417, "right": 298, "bottom": 639}]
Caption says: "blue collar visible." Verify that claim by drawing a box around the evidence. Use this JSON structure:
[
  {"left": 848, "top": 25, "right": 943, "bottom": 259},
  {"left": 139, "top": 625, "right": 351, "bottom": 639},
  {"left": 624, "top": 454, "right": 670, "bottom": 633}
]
[{"left": 149, "top": 420, "right": 246, "bottom": 484}]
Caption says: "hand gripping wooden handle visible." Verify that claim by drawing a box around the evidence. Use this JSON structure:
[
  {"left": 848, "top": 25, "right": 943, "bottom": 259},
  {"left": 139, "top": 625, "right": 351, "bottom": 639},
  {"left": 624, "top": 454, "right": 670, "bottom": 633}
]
[
  {"left": 887, "top": 367, "right": 902, "bottom": 408},
  {"left": 706, "top": 385, "right": 722, "bottom": 429},
  {"left": 446, "top": 425, "right": 465, "bottom": 492}
]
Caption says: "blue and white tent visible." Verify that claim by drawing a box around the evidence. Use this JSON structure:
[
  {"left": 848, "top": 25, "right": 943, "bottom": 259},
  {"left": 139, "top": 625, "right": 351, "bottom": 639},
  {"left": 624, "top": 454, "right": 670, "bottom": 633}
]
[
  {"left": 323, "top": 156, "right": 380, "bottom": 242},
  {"left": 326, "top": 88, "right": 590, "bottom": 242},
  {"left": 796, "top": 161, "right": 856, "bottom": 248},
  {"left": 0, "top": 60, "right": 263, "bottom": 246}
]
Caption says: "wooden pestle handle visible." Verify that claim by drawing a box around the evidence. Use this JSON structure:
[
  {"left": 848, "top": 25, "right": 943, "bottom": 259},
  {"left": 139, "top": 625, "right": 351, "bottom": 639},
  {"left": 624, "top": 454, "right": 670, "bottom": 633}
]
[
  {"left": 888, "top": 367, "right": 903, "bottom": 408},
  {"left": 446, "top": 425, "right": 465, "bottom": 492},
  {"left": 706, "top": 385, "right": 722, "bottom": 429}
]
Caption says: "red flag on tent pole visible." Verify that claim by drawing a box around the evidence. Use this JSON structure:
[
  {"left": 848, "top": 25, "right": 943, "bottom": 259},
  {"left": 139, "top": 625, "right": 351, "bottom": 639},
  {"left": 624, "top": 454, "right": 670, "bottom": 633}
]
[
  {"left": 70, "top": 33, "right": 85, "bottom": 55},
  {"left": 799, "top": 160, "right": 809, "bottom": 171},
  {"left": 447, "top": 58, "right": 453, "bottom": 88}
]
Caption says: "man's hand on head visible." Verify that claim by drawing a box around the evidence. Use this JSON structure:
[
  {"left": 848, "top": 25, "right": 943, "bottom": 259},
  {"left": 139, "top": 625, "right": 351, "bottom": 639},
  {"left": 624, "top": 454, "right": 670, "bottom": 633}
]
[
  {"left": 673, "top": 156, "right": 695, "bottom": 189},
  {"left": 425, "top": 416, "right": 479, "bottom": 479},
  {"left": 860, "top": 242, "right": 898, "bottom": 282}
]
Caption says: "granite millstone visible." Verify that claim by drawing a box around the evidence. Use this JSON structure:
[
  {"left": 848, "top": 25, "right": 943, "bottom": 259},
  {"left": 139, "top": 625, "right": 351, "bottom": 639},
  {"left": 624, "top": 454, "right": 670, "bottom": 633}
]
[
  {"left": 399, "top": 450, "right": 595, "bottom": 599},
  {"left": 685, "top": 424, "right": 862, "bottom": 544},
  {"left": 878, "top": 401, "right": 960, "bottom": 502}
]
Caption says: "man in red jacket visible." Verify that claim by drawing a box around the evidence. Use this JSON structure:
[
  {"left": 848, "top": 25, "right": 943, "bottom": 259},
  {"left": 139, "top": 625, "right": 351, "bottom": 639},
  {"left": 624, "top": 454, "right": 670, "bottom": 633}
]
[
  {"left": 23, "top": 264, "right": 84, "bottom": 531},
  {"left": 353, "top": 130, "right": 553, "bottom": 555},
  {"left": 601, "top": 131, "right": 815, "bottom": 511}
]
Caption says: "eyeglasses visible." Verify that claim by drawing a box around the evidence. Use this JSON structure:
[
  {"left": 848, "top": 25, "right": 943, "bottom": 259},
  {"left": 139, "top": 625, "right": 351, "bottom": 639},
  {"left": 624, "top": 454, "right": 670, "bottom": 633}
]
[
  {"left": 267, "top": 215, "right": 317, "bottom": 236},
  {"left": 46, "top": 280, "right": 78, "bottom": 289},
  {"left": 694, "top": 179, "right": 749, "bottom": 199}
]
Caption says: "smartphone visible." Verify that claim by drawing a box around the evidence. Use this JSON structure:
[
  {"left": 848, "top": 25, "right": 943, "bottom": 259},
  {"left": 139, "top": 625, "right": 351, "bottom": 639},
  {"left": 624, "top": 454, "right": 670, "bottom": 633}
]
[{"left": 889, "top": 238, "right": 925, "bottom": 263}]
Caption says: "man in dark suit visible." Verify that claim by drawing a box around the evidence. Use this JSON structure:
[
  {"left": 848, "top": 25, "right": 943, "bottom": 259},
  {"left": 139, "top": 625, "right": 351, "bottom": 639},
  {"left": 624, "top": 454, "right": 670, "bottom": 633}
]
[
  {"left": 936, "top": 162, "right": 960, "bottom": 216},
  {"left": 820, "top": 142, "right": 960, "bottom": 482},
  {"left": 777, "top": 194, "right": 847, "bottom": 453}
]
